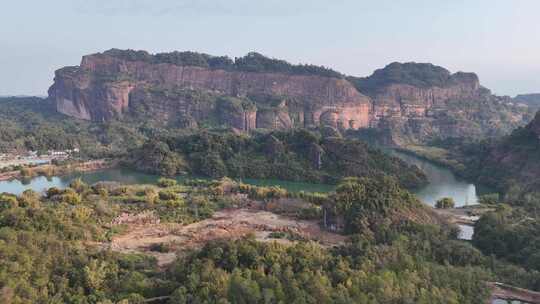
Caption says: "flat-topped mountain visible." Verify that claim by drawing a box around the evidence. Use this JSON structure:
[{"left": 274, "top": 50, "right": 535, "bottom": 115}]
[
  {"left": 349, "top": 62, "right": 530, "bottom": 144},
  {"left": 48, "top": 49, "right": 531, "bottom": 144},
  {"left": 49, "top": 50, "right": 371, "bottom": 130}
]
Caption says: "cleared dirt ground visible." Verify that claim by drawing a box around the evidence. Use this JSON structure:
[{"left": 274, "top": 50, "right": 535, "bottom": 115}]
[{"left": 109, "top": 208, "right": 346, "bottom": 266}]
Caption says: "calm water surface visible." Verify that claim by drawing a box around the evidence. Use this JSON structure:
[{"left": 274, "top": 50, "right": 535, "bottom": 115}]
[
  {"left": 0, "top": 152, "right": 491, "bottom": 241},
  {"left": 0, "top": 152, "right": 492, "bottom": 206},
  {"left": 389, "top": 150, "right": 493, "bottom": 207},
  {"left": 0, "top": 168, "right": 335, "bottom": 196},
  {"left": 386, "top": 150, "right": 497, "bottom": 241}
]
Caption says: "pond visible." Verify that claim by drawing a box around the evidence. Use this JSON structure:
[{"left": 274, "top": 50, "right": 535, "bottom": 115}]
[{"left": 0, "top": 168, "right": 335, "bottom": 196}]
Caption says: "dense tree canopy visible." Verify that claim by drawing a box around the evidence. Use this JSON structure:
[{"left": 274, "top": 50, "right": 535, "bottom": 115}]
[
  {"left": 131, "top": 129, "right": 427, "bottom": 188},
  {"left": 103, "top": 49, "right": 343, "bottom": 78}
]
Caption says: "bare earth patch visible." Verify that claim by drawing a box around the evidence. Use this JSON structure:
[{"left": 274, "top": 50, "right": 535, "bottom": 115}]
[{"left": 109, "top": 209, "right": 346, "bottom": 266}]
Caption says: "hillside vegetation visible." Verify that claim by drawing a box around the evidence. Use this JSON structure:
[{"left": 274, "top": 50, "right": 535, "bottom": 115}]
[
  {"left": 102, "top": 49, "right": 343, "bottom": 78},
  {"left": 130, "top": 129, "right": 428, "bottom": 188},
  {"left": 349, "top": 62, "right": 479, "bottom": 95},
  {"left": 0, "top": 176, "right": 503, "bottom": 304},
  {"left": 0, "top": 97, "right": 145, "bottom": 157}
]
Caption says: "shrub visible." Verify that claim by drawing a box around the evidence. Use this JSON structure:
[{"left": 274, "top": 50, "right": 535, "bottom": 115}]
[
  {"left": 478, "top": 193, "right": 500, "bottom": 205},
  {"left": 149, "top": 243, "right": 171, "bottom": 253},
  {"left": 69, "top": 178, "right": 88, "bottom": 193},
  {"left": 159, "top": 190, "right": 179, "bottom": 201},
  {"left": 46, "top": 187, "right": 63, "bottom": 198},
  {"left": 61, "top": 189, "right": 82, "bottom": 205},
  {"left": 436, "top": 197, "right": 455, "bottom": 209},
  {"left": 0, "top": 193, "right": 19, "bottom": 209},
  {"left": 157, "top": 178, "right": 177, "bottom": 188}
]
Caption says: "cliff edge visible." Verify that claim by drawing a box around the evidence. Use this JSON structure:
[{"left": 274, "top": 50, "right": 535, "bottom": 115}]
[{"left": 49, "top": 49, "right": 530, "bottom": 143}]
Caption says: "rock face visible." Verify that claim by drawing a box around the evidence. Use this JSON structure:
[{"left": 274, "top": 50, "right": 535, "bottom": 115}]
[
  {"left": 49, "top": 50, "right": 371, "bottom": 131},
  {"left": 350, "top": 62, "right": 530, "bottom": 144},
  {"left": 49, "top": 50, "right": 530, "bottom": 143}
]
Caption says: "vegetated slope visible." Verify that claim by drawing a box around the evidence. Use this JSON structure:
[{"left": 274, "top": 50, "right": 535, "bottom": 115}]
[
  {"left": 130, "top": 129, "right": 428, "bottom": 188},
  {"left": 0, "top": 97, "right": 427, "bottom": 188},
  {"left": 0, "top": 96, "right": 146, "bottom": 157},
  {"left": 464, "top": 110, "right": 540, "bottom": 201},
  {"left": 0, "top": 176, "right": 499, "bottom": 304},
  {"left": 474, "top": 205, "right": 540, "bottom": 275}
]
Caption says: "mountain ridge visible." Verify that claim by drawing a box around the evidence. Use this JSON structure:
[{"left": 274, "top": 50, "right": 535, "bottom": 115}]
[{"left": 48, "top": 49, "right": 531, "bottom": 144}]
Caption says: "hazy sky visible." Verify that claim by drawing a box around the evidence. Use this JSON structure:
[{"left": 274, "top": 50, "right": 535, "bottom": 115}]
[{"left": 1, "top": 0, "right": 539, "bottom": 96}]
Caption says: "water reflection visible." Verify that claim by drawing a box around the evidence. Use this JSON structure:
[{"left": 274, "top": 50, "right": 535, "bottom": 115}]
[
  {"left": 458, "top": 224, "right": 474, "bottom": 240},
  {"left": 389, "top": 150, "right": 490, "bottom": 207},
  {"left": 0, "top": 168, "right": 335, "bottom": 196}
]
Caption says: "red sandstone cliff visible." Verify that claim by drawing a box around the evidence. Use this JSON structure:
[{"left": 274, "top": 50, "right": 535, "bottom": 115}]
[
  {"left": 48, "top": 50, "right": 530, "bottom": 142},
  {"left": 49, "top": 51, "right": 372, "bottom": 131}
]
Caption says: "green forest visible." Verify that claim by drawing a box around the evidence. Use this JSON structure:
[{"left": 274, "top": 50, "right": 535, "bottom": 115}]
[
  {"left": 0, "top": 97, "right": 145, "bottom": 157},
  {"left": 2, "top": 96, "right": 540, "bottom": 303},
  {"left": 0, "top": 176, "right": 511, "bottom": 304},
  {"left": 102, "top": 49, "right": 343, "bottom": 78},
  {"left": 129, "top": 129, "right": 427, "bottom": 188}
]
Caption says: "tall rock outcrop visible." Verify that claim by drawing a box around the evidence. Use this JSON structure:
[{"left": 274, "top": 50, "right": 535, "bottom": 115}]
[
  {"left": 49, "top": 50, "right": 530, "bottom": 143},
  {"left": 349, "top": 62, "right": 530, "bottom": 144},
  {"left": 49, "top": 50, "right": 371, "bottom": 131}
]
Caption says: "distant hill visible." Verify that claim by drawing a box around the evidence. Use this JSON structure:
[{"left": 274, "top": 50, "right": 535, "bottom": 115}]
[{"left": 515, "top": 93, "right": 540, "bottom": 109}]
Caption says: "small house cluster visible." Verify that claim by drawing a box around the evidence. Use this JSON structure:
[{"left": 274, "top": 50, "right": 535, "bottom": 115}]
[{"left": 0, "top": 148, "right": 80, "bottom": 166}]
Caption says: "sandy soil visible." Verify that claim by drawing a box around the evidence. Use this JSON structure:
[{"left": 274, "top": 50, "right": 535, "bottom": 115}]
[
  {"left": 488, "top": 282, "right": 540, "bottom": 304},
  {"left": 109, "top": 209, "right": 346, "bottom": 266},
  {"left": 434, "top": 205, "right": 493, "bottom": 225}
]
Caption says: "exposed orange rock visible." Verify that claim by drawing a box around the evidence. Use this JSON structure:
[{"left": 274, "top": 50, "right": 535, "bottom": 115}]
[
  {"left": 49, "top": 51, "right": 372, "bottom": 131},
  {"left": 49, "top": 50, "right": 530, "bottom": 143}
]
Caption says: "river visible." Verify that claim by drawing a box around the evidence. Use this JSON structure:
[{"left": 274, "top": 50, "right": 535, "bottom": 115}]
[
  {"left": 0, "top": 153, "right": 488, "bottom": 240},
  {"left": 0, "top": 168, "right": 335, "bottom": 196},
  {"left": 388, "top": 150, "right": 497, "bottom": 241},
  {"left": 0, "top": 153, "right": 491, "bottom": 202},
  {"left": 388, "top": 150, "right": 494, "bottom": 207}
]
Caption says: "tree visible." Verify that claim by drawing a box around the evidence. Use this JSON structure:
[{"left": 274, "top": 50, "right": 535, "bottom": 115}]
[
  {"left": 157, "top": 178, "right": 177, "bottom": 188},
  {"left": 436, "top": 197, "right": 455, "bottom": 209},
  {"left": 478, "top": 193, "right": 500, "bottom": 205}
]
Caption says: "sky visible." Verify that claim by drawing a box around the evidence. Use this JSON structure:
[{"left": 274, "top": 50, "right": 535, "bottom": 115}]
[{"left": 1, "top": 0, "right": 539, "bottom": 96}]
